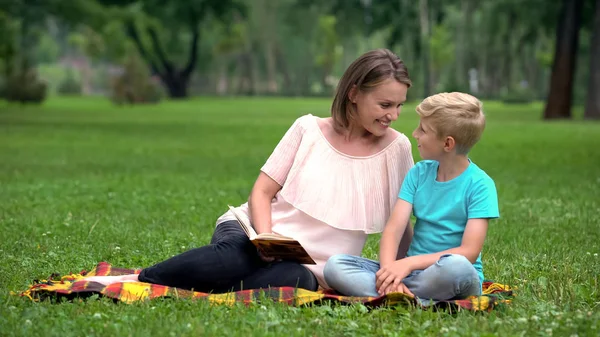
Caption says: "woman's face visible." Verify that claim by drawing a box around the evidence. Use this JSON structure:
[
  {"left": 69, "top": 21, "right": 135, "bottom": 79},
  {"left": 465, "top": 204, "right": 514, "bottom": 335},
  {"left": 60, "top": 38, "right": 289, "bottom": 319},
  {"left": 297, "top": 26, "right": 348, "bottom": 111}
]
[{"left": 351, "top": 78, "right": 408, "bottom": 137}]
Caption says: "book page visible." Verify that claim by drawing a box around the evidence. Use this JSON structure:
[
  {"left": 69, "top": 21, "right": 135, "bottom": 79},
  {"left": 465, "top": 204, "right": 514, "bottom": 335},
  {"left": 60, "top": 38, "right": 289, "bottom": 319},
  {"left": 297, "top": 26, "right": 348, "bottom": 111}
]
[
  {"left": 228, "top": 205, "right": 257, "bottom": 239},
  {"left": 254, "top": 232, "right": 295, "bottom": 241}
]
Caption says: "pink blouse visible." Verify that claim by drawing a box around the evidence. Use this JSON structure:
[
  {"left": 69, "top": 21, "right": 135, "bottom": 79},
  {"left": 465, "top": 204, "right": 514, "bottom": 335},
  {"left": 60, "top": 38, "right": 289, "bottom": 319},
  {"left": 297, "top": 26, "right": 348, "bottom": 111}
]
[{"left": 216, "top": 114, "right": 414, "bottom": 288}]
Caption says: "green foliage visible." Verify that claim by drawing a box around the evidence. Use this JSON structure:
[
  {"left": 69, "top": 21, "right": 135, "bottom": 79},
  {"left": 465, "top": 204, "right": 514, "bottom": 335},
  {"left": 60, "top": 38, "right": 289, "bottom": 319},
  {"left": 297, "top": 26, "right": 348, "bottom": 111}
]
[
  {"left": 2, "top": 68, "right": 47, "bottom": 103},
  {"left": 57, "top": 69, "right": 82, "bottom": 95},
  {"left": 111, "top": 53, "right": 163, "bottom": 104},
  {"left": 500, "top": 86, "right": 537, "bottom": 104},
  {"left": 34, "top": 33, "right": 61, "bottom": 64},
  {"left": 0, "top": 98, "right": 599, "bottom": 336},
  {"left": 429, "top": 24, "right": 455, "bottom": 72},
  {"left": 0, "top": 11, "right": 17, "bottom": 61}
]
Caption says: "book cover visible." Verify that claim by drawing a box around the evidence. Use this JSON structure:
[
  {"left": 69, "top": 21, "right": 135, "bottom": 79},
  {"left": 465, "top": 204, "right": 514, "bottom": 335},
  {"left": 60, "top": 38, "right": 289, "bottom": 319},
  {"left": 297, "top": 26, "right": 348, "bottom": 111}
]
[{"left": 228, "top": 206, "right": 316, "bottom": 265}]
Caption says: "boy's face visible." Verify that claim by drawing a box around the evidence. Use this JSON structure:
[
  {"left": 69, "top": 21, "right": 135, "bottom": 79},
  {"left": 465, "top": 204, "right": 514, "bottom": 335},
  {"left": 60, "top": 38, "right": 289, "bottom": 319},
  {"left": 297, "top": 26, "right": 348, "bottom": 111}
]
[{"left": 412, "top": 119, "right": 446, "bottom": 160}]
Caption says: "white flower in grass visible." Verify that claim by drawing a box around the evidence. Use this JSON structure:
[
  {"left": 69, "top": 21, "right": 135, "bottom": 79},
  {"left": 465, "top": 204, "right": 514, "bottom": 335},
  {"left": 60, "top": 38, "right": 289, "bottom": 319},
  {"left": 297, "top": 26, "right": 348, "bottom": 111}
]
[
  {"left": 594, "top": 253, "right": 598, "bottom": 257},
  {"left": 93, "top": 313, "right": 102, "bottom": 319},
  {"left": 517, "top": 318, "right": 528, "bottom": 323},
  {"left": 545, "top": 328, "right": 552, "bottom": 335},
  {"left": 440, "top": 327, "right": 449, "bottom": 333},
  {"left": 531, "top": 315, "right": 540, "bottom": 321}
]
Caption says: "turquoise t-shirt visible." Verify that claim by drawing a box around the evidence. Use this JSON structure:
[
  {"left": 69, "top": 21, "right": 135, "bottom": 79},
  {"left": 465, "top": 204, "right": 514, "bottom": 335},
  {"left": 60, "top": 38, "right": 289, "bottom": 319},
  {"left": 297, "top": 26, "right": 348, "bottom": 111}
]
[{"left": 399, "top": 160, "right": 499, "bottom": 284}]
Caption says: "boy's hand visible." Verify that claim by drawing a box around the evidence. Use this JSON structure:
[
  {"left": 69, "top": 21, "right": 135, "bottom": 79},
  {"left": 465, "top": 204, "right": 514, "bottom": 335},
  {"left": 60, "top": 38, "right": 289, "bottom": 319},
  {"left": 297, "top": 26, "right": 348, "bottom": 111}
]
[
  {"left": 380, "top": 282, "right": 414, "bottom": 297},
  {"left": 376, "top": 258, "right": 413, "bottom": 295}
]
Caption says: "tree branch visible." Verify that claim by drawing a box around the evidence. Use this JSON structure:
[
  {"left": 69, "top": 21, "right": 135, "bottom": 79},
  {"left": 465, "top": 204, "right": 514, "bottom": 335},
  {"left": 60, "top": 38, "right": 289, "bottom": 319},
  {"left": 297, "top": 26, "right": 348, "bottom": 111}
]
[
  {"left": 124, "top": 20, "right": 161, "bottom": 76},
  {"left": 182, "top": 13, "right": 199, "bottom": 78},
  {"left": 147, "top": 27, "right": 174, "bottom": 74}
]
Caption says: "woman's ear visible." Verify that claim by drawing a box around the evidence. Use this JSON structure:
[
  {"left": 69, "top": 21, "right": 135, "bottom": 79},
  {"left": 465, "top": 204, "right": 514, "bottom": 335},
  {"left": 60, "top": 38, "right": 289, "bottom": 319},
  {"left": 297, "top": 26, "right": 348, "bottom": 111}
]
[{"left": 348, "top": 85, "right": 358, "bottom": 103}]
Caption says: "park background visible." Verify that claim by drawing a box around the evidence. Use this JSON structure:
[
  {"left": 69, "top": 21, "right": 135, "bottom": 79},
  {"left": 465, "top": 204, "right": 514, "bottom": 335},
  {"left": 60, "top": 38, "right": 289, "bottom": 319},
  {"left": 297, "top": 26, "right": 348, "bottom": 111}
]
[{"left": 1, "top": 0, "right": 599, "bottom": 336}]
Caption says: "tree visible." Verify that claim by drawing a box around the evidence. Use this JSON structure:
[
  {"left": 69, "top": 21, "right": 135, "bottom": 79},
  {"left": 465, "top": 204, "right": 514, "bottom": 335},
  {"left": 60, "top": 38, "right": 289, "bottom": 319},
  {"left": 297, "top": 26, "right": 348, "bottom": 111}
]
[
  {"left": 419, "top": 0, "right": 432, "bottom": 98},
  {"left": 543, "top": 0, "right": 584, "bottom": 119},
  {"left": 98, "top": 0, "right": 245, "bottom": 99},
  {"left": 314, "top": 15, "right": 342, "bottom": 94},
  {"left": 584, "top": 0, "right": 600, "bottom": 120}
]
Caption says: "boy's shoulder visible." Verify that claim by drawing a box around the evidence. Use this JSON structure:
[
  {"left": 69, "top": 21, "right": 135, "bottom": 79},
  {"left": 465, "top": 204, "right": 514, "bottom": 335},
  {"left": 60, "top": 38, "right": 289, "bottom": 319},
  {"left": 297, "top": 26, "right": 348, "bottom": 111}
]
[
  {"left": 412, "top": 160, "right": 438, "bottom": 171},
  {"left": 409, "top": 160, "right": 438, "bottom": 177},
  {"left": 467, "top": 161, "right": 496, "bottom": 186}
]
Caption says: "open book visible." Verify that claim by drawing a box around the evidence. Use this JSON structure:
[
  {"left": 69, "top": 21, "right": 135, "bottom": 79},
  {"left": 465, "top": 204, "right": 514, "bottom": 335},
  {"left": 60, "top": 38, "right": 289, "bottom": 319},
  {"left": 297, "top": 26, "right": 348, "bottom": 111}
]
[{"left": 228, "top": 206, "right": 316, "bottom": 265}]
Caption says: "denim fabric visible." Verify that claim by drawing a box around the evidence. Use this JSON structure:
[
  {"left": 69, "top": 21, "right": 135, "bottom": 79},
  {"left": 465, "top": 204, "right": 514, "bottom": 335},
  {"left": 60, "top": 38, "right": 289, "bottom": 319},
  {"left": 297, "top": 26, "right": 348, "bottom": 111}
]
[
  {"left": 138, "top": 221, "right": 318, "bottom": 293},
  {"left": 323, "top": 253, "right": 481, "bottom": 303}
]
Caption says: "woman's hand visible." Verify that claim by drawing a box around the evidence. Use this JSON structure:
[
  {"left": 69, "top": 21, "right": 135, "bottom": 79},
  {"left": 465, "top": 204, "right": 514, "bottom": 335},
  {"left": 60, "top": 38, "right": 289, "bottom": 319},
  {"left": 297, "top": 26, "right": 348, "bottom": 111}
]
[
  {"left": 376, "top": 258, "right": 414, "bottom": 295},
  {"left": 256, "top": 247, "right": 276, "bottom": 263}
]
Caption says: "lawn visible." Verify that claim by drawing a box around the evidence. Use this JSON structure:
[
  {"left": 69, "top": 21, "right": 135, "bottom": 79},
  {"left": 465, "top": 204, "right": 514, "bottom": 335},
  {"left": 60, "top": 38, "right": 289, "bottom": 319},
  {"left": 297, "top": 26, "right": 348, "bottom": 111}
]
[{"left": 0, "top": 97, "right": 599, "bottom": 336}]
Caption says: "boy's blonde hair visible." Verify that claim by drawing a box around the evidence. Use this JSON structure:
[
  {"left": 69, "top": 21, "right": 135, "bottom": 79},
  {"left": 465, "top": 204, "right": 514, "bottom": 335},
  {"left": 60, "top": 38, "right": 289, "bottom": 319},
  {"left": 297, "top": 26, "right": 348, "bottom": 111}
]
[
  {"left": 416, "top": 92, "right": 485, "bottom": 155},
  {"left": 331, "top": 49, "right": 411, "bottom": 132}
]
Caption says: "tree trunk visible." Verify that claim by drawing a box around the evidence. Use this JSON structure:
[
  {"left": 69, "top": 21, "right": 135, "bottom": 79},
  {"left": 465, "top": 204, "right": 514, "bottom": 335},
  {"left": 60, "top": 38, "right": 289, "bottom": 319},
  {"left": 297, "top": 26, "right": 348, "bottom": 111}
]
[
  {"left": 584, "top": 0, "right": 600, "bottom": 120},
  {"left": 502, "top": 11, "right": 515, "bottom": 90},
  {"left": 275, "top": 43, "right": 292, "bottom": 96},
  {"left": 163, "top": 74, "right": 189, "bottom": 98},
  {"left": 455, "top": 0, "right": 469, "bottom": 90},
  {"left": 125, "top": 18, "right": 199, "bottom": 99},
  {"left": 543, "top": 0, "right": 583, "bottom": 120},
  {"left": 419, "top": 0, "right": 432, "bottom": 98},
  {"left": 265, "top": 41, "right": 278, "bottom": 94}
]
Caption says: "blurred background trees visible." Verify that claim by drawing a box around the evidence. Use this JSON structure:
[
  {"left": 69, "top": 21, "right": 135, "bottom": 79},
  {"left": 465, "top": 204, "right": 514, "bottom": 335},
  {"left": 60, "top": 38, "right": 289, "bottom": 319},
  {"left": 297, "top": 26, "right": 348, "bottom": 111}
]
[{"left": 0, "top": 0, "right": 597, "bottom": 119}]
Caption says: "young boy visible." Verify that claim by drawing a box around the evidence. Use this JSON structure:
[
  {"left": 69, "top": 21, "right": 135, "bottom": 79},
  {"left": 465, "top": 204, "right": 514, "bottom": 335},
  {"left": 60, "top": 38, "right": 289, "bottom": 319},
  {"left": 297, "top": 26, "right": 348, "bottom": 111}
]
[{"left": 323, "top": 92, "right": 499, "bottom": 303}]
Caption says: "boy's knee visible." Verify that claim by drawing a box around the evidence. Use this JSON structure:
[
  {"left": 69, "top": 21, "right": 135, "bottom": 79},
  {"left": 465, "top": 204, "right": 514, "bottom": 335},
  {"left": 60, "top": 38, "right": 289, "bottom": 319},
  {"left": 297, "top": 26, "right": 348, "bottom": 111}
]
[
  {"left": 436, "top": 254, "right": 475, "bottom": 277},
  {"left": 323, "top": 254, "right": 351, "bottom": 286}
]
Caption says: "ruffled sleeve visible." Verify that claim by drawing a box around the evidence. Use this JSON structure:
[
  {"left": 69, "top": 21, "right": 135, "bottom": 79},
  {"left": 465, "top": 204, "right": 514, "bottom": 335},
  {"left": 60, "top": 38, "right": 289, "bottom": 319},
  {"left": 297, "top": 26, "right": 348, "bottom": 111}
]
[{"left": 260, "top": 115, "right": 310, "bottom": 186}]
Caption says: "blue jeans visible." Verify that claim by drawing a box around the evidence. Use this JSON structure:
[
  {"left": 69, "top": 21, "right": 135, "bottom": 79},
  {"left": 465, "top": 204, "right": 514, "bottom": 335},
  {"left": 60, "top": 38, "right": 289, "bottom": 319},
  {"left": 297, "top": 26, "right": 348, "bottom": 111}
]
[{"left": 323, "top": 254, "right": 481, "bottom": 304}]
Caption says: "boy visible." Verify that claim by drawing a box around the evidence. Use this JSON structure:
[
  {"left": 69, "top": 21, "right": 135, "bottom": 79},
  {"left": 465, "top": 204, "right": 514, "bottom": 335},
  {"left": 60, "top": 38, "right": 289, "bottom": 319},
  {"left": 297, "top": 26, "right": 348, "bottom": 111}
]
[{"left": 323, "top": 92, "right": 499, "bottom": 303}]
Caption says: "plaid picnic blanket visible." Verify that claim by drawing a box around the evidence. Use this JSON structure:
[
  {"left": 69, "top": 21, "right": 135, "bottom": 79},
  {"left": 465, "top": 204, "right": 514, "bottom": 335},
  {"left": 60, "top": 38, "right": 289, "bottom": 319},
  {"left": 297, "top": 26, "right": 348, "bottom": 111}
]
[{"left": 19, "top": 262, "right": 513, "bottom": 312}]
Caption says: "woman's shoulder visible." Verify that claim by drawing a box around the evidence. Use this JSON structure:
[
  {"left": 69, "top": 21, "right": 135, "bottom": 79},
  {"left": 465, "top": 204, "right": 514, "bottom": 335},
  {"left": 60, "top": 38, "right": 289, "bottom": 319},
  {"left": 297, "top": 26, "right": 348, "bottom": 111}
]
[
  {"left": 382, "top": 129, "right": 412, "bottom": 158},
  {"left": 292, "top": 114, "right": 319, "bottom": 127}
]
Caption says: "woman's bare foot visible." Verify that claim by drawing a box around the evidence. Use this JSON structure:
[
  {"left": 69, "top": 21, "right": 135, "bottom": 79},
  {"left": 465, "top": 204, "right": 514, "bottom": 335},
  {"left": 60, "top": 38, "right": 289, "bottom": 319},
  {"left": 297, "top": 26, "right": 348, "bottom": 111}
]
[{"left": 84, "top": 274, "right": 139, "bottom": 286}]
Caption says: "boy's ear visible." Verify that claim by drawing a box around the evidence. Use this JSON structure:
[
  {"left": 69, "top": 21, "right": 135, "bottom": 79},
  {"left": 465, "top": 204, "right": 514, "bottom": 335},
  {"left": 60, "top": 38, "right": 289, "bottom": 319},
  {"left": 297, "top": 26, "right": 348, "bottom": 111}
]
[
  {"left": 444, "top": 136, "right": 456, "bottom": 152},
  {"left": 348, "top": 85, "right": 358, "bottom": 103}
]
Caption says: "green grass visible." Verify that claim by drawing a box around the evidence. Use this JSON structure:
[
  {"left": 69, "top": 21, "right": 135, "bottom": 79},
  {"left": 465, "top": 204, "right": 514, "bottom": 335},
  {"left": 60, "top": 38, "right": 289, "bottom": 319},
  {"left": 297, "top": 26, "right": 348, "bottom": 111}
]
[{"left": 1, "top": 97, "right": 599, "bottom": 336}]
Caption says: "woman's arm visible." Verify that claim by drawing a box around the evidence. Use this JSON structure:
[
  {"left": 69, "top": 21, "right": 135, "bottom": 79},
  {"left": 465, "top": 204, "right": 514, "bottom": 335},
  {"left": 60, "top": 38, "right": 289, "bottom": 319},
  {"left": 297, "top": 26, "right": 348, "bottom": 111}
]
[{"left": 248, "top": 172, "right": 282, "bottom": 234}]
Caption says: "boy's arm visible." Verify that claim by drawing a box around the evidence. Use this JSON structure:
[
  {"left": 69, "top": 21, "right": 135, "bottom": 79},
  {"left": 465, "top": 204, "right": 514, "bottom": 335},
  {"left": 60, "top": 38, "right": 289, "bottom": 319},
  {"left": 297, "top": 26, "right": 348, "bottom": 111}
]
[
  {"left": 403, "top": 218, "right": 488, "bottom": 270},
  {"left": 403, "top": 175, "right": 499, "bottom": 270},
  {"left": 379, "top": 199, "right": 413, "bottom": 267}
]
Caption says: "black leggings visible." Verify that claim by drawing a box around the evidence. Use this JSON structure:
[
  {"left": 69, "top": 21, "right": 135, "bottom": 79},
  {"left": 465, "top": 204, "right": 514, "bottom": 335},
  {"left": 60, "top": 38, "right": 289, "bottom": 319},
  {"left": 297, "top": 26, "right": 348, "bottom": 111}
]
[{"left": 138, "top": 221, "right": 318, "bottom": 293}]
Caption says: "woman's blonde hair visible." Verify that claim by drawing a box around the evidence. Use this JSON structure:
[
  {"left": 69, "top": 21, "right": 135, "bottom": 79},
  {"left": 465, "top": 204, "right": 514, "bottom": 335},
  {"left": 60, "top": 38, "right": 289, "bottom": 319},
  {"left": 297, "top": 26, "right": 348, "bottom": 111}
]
[
  {"left": 331, "top": 49, "right": 411, "bottom": 131},
  {"left": 416, "top": 92, "right": 485, "bottom": 155}
]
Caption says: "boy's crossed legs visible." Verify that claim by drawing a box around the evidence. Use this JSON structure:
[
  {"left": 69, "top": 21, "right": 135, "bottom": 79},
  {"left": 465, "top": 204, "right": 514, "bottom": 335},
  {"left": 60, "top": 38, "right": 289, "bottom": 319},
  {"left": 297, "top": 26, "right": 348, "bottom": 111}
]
[{"left": 324, "top": 254, "right": 481, "bottom": 303}]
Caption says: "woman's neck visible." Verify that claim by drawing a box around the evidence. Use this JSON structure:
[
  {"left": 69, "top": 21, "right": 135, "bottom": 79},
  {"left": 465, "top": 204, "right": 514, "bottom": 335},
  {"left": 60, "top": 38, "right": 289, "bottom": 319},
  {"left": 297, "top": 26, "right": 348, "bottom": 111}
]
[{"left": 341, "top": 121, "right": 378, "bottom": 144}]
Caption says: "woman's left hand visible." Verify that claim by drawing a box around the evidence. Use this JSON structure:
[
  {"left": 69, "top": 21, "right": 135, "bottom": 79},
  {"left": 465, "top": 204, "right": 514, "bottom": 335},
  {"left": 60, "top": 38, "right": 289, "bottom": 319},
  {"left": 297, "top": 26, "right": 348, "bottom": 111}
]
[{"left": 256, "top": 247, "right": 276, "bottom": 263}]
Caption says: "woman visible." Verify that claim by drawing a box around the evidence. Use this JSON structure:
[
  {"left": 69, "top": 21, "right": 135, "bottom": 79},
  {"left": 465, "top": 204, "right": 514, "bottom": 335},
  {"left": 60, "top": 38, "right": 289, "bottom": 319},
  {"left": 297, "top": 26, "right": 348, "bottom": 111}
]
[{"left": 87, "top": 49, "right": 415, "bottom": 291}]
